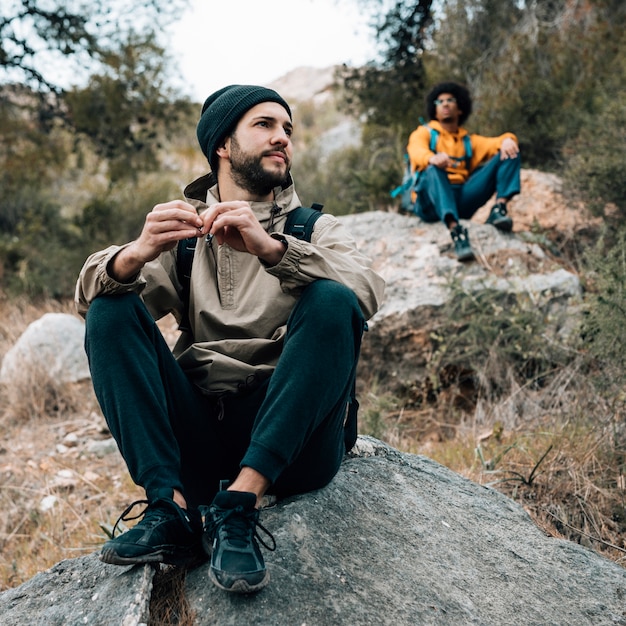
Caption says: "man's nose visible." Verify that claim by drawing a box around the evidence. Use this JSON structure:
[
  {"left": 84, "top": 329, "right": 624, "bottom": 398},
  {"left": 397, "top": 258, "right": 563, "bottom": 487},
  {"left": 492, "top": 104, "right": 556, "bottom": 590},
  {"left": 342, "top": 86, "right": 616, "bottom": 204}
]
[{"left": 272, "top": 129, "right": 290, "bottom": 145}]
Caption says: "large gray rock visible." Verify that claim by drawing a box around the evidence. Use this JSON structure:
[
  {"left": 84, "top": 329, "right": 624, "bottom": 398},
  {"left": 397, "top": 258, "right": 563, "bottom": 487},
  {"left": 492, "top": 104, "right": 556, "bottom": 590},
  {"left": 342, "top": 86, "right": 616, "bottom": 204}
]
[
  {"left": 0, "top": 312, "right": 89, "bottom": 385},
  {"left": 2, "top": 438, "right": 624, "bottom": 625},
  {"left": 0, "top": 552, "right": 153, "bottom": 625},
  {"left": 339, "top": 211, "right": 582, "bottom": 391}
]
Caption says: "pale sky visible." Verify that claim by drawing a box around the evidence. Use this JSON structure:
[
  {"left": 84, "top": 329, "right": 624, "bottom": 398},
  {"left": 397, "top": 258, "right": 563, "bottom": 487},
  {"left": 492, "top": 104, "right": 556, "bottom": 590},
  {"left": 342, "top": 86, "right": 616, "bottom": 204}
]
[{"left": 166, "top": 0, "right": 375, "bottom": 103}]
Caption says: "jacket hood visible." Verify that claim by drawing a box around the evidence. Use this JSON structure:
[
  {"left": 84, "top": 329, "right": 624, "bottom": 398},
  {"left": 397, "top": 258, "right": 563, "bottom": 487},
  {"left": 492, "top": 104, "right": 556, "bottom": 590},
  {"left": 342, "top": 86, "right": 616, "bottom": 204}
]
[
  {"left": 183, "top": 172, "right": 296, "bottom": 206},
  {"left": 427, "top": 120, "right": 469, "bottom": 138},
  {"left": 182, "top": 172, "right": 300, "bottom": 228}
]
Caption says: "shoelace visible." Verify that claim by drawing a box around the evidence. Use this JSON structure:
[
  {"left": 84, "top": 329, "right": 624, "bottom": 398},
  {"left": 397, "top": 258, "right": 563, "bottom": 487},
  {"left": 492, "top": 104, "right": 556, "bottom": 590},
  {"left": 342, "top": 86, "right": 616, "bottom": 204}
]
[
  {"left": 206, "top": 505, "right": 276, "bottom": 552},
  {"left": 110, "top": 499, "right": 169, "bottom": 538}
]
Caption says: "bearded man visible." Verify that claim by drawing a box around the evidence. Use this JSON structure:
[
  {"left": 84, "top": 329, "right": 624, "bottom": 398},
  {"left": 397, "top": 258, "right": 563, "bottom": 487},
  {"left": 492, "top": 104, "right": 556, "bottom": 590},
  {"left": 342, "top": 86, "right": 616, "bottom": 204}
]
[{"left": 75, "top": 85, "right": 384, "bottom": 594}]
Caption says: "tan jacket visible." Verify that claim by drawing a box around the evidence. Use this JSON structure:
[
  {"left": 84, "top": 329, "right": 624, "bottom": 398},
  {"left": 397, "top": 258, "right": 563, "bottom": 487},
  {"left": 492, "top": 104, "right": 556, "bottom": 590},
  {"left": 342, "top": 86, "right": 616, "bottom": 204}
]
[{"left": 75, "top": 174, "right": 385, "bottom": 395}]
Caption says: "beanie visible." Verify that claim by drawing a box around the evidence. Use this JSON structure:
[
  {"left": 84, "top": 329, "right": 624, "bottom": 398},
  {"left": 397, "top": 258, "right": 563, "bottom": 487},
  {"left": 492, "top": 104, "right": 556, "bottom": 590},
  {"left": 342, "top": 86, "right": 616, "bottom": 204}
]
[{"left": 196, "top": 84, "right": 292, "bottom": 171}]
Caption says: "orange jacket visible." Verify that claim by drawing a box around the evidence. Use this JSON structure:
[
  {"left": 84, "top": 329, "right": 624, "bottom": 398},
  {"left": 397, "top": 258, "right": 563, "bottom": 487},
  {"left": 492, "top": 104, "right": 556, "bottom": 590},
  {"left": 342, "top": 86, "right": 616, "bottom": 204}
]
[{"left": 406, "top": 120, "right": 518, "bottom": 185}]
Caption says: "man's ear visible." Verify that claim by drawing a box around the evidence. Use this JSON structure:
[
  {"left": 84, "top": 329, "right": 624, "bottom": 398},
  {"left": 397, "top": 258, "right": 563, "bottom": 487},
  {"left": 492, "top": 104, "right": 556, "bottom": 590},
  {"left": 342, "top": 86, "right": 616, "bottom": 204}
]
[{"left": 215, "top": 137, "right": 230, "bottom": 160}]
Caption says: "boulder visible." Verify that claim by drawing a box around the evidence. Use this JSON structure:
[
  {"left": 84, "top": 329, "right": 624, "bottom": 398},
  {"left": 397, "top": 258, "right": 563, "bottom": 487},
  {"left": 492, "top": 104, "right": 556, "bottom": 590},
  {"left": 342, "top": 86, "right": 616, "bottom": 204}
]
[
  {"left": 0, "top": 552, "right": 153, "bottom": 626},
  {"left": 0, "top": 312, "right": 89, "bottom": 385},
  {"left": 1, "top": 438, "right": 625, "bottom": 625},
  {"left": 339, "top": 197, "right": 583, "bottom": 392}
]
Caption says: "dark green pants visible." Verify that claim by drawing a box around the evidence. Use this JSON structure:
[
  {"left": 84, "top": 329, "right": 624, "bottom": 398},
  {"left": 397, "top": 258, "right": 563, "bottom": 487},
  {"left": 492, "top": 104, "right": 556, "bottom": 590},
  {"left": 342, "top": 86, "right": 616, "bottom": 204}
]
[{"left": 84, "top": 280, "right": 364, "bottom": 507}]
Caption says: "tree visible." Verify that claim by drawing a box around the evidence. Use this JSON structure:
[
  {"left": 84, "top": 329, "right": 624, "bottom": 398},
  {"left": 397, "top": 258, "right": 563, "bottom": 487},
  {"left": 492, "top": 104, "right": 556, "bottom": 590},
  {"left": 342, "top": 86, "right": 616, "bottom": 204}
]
[
  {"left": 338, "top": 0, "right": 434, "bottom": 133},
  {"left": 1, "top": 0, "right": 187, "bottom": 96},
  {"left": 64, "top": 33, "right": 195, "bottom": 181}
]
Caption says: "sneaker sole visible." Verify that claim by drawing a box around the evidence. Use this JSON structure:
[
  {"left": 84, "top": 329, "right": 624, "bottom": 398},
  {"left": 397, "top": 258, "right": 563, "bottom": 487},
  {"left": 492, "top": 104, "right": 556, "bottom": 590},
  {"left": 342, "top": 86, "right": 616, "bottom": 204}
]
[
  {"left": 100, "top": 544, "right": 201, "bottom": 567},
  {"left": 457, "top": 251, "right": 475, "bottom": 262},
  {"left": 488, "top": 218, "right": 513, "bottom": 232},
  {"left": 209, "top": 567, "right": 270, "bottom": 594}
]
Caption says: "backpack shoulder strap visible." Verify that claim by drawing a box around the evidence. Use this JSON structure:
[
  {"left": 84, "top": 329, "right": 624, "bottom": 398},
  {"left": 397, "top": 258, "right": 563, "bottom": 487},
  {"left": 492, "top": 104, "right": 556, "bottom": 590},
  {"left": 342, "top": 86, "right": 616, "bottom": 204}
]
[
  {"left": 427, "top": 125, "right": 439, "bottom": 152},
  {"left": 283, "top": 203, "right": 324, "bottom": 240},
  {"left": 462, "top": 134, "right": 473, "bottom": 163},
  {"left": 176, "top": 236, "right": 198, "bottom": 333}
]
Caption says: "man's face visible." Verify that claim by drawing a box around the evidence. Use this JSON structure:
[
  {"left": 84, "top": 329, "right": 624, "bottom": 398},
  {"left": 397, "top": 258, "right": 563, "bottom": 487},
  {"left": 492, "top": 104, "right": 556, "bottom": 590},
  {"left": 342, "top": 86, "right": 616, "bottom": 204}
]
[
  {"left": 227, "top": 101, "right": 293, "bottom": 196},
  {"left": 434, "top": 92, "right": 462, "bottom": 125}
]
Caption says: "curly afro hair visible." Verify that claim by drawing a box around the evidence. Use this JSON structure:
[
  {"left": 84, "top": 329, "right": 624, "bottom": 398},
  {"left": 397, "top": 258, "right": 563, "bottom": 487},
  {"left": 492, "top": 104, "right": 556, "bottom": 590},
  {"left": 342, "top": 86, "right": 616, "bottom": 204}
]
[{"left": 425, "top": 82, "right": 473, "bottom": 125}]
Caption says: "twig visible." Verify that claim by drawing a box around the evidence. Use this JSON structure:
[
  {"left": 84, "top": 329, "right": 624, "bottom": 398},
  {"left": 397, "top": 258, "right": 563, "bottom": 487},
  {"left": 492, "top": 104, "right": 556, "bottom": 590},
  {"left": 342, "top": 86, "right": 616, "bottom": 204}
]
[{"left": 543, "top": 509, "right": 626, "bottom": 554}]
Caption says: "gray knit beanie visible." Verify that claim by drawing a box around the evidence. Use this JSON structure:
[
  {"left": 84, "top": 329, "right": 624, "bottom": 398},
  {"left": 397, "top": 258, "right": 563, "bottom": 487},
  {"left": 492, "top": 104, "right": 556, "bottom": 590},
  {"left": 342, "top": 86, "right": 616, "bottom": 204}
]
[{"left": 196, "top": 84, "right": 292, "bottom": 171}]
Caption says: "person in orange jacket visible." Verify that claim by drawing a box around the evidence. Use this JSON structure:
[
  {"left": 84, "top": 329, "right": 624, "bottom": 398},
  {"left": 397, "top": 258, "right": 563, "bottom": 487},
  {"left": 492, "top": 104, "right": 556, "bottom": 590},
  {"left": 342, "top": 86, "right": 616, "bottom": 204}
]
[{"left": 407, "top": 81, "right": 521, "bottom": 261}]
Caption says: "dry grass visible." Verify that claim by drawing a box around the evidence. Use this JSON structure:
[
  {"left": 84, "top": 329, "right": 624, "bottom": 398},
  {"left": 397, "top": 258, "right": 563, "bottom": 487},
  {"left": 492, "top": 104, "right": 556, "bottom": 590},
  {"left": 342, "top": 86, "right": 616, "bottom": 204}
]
[
  {"left": 0, "top": 296, "right": 144, "bottom": 591},
  {"left": 361, "top": 364, "right": 626, "bottom": 568}
]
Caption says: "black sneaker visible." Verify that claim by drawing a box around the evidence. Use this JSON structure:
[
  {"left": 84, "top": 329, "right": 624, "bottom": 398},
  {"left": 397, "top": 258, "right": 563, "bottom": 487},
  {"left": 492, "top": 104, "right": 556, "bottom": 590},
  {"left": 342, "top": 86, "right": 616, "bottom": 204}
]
[
  {"left": 100, "top": 488, "right": 203, "bottom": 566},
  {"left": 202, "top": 490, "right": 276, "bottom": 593},
  {"left": 485, "top": 201, "right": 513, "bottom": 232},
  {"left": 450, "top": 224, "right": 475, "bottom": 262}
]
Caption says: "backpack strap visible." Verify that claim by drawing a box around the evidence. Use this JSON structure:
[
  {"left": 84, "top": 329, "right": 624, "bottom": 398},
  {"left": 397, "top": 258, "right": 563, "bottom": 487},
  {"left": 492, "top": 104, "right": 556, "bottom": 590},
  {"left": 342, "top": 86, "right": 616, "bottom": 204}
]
[
  {"left": 176, "top": 236, "right": 197, "bottom": 333},
  {"left": 283, "top": 203, "right": 324, "bottom": 240},
  {"left": 462, "top": 134, "right": 473, "bottom": 165},
  {"left": 427, "top": 126, "right": 439, "bottom": 152}
]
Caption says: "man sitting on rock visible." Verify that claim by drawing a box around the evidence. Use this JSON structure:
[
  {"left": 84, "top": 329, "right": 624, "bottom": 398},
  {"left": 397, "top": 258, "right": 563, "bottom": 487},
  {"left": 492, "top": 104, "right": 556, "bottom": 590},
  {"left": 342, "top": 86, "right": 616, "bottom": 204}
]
[
  {"left": 75, "top": 85, "right": 385, "bottom": 593},
  {"left": 407, "top": 81, "right": 521, "bottom": 261}
]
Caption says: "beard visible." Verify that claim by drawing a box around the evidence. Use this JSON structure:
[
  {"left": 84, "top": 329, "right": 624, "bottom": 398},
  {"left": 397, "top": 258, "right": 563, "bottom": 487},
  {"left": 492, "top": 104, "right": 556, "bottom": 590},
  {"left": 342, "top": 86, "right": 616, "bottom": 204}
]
[{"left": 229, "top": 134, "right": 291, "bottom": 196}]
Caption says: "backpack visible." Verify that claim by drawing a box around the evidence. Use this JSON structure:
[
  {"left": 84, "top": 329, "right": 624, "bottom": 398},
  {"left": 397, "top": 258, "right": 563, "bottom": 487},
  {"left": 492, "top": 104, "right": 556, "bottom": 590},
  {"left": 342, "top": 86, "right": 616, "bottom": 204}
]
[
  {"left": 390, "top": 123, "right": 473, "bottom": 214},
  {"left": 174, "top": 203, "right": 360, "bottom": 452}
]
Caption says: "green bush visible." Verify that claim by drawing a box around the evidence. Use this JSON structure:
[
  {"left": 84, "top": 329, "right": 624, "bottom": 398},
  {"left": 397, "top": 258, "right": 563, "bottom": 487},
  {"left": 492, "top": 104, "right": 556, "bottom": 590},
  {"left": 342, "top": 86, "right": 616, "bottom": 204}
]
[
  {"left": 562, "top": 93, "right": 626, "bottom": 219},
  {"left": 427, "top": 286, "right": 574, "bottom": 399},
  {"left": 579, "top": 225, "right": 626, "bottom": 388}
]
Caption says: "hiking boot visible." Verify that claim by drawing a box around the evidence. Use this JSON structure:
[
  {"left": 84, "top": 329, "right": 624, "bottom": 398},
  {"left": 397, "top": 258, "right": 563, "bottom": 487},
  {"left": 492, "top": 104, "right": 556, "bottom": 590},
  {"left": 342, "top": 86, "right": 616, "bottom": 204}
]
[
  {"left": 100, "top": 488, "right": 203, "bottom": 566},
  {"left": 450, "top": 224, "right": 475, "bottom": 262},
  {"left": 202, "top": 490, "right": 276, "bottom": 594},
  {"left": 485, "top": 201, "right": 513, "bottom": 232}
]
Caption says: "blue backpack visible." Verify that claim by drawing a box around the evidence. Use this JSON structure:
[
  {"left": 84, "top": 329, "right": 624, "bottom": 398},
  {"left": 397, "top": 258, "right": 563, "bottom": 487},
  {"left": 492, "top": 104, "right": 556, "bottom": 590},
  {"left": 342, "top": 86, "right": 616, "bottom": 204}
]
[{"left": 390, "top": 124, "right": 472, "bottom": 214}]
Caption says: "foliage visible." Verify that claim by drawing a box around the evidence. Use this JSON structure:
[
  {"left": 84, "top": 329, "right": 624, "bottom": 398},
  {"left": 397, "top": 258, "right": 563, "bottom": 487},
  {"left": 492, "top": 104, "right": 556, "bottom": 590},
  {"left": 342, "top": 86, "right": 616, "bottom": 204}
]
[
  {"left": 0, "top": 199, "right": 86, "bottom": 298},
  {"left": 0, "top": 0, "right": 187, "bottom": 96},
  {"left": 579, "top": 225, "right": 626, "bottom": 388},
  {"left": 561, "top": 91, "right": 626, "bottom": 219},
  {"left": 0, "top": 101, "right": 70, "bottom": 233},
  {"left": 65, "top": 34, "right": 196, "bottom": 181},
  {"left": 294, "top": 123, "right": 404, "bottom": 215},
  {"left": 339, "top": 0, "right": 434, "bottom": 134},
  {"left": 426, "top": 285, "right": 573, "bottom": 398}
]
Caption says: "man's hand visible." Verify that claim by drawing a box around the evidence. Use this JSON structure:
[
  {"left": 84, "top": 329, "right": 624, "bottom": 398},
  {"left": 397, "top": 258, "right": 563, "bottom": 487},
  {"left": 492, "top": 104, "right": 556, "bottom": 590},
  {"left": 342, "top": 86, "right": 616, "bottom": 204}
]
[
  {"left": 429, "top": 152, "right": 453, "bottom": 169},
  {"left": 500, "top": 137, "right": 520, "bottom": 160},
  {"left": 110, "top": 200, "right": 204, "bottom": 282},
  {"left": 201, "top": 201, "right": 286, "bottom": 266}
]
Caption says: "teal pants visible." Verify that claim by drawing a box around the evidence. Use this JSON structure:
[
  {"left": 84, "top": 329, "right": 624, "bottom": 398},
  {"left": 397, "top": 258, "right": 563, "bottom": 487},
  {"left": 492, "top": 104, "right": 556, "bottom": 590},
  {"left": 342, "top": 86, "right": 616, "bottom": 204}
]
[
  {"left": 415, "top": 153, "right": 521, "bottom": 224},
  {"left": 84, "top": 280, "right": 364, "bottom": 508}
]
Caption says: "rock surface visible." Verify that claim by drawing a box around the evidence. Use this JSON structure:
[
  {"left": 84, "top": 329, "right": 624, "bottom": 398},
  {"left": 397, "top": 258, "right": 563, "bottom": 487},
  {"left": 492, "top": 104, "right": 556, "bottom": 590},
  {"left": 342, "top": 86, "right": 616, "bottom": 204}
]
[
  {"left": 1, "top": 437, "right": 625, "bottom": 625},
  {"left": 340, "top": 185, "right": 584, "bottom": 391},
  {"left": 0, "top": 552, "right": 153, "bottom": 625}
]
